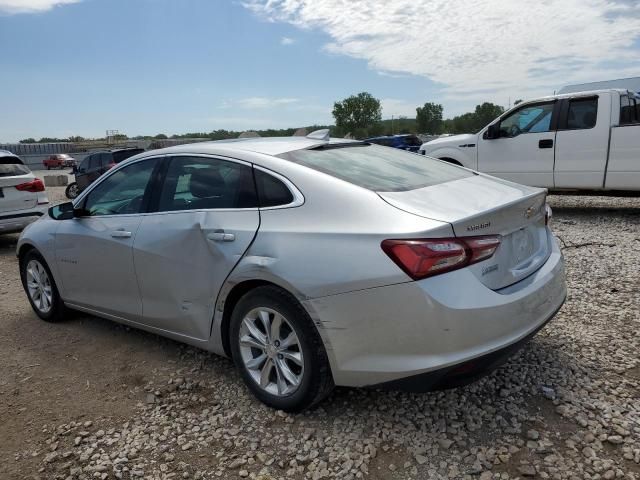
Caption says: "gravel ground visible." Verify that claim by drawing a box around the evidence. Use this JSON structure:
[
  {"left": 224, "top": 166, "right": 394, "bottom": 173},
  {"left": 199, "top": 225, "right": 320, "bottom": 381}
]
[{"left": 0, "top": 188, "right": 638, "bottom": 480}]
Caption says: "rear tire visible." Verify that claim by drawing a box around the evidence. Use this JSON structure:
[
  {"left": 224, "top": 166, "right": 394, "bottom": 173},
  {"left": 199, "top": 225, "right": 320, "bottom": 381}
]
[
  {"left": 230, "top": 286, "right": 334, "bottom": 412},
  {"left": 19, "top": 250, "right": 66, "bottom": 322},
  {"left": 65, "top": 182, "right": 79, "bottom": 199}
]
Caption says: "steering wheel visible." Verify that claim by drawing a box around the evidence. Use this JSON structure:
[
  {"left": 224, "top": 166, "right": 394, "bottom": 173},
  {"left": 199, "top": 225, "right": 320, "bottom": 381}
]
[
  {"left": 118, "top": 195, "right": 144, "bottom": 214},
  {"left": 508, "top": 124, "right": 521, "bottom": 137}
]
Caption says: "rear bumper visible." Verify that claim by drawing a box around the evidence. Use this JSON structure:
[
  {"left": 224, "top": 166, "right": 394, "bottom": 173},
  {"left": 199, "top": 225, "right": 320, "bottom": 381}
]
[
  {"left": 306, "top": 235, "right": 566, "bottom": 387},
  {"left": 370, "top": 299, "right": 562, "bottom": 392},
  {"left": 0, "top": 209, "right": 46, "bottom": 234}
]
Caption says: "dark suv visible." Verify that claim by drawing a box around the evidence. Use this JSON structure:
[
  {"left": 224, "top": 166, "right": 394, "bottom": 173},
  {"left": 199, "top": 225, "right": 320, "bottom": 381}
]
[
  {"left": 66, "top": 148, "right": 144, "bottom": 199},
  {"left": 364, "top": 134, "right": 423, "bottom": 152}
]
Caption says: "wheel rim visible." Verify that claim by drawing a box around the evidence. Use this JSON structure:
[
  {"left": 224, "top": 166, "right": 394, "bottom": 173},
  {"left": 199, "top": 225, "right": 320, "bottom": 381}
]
[
  {"left": 67, "top": 184, "right": 78, "bottom": 198},
  {"left": 25, "top": 260, "right": 53, "bottom": 314},
  {"left": 238, "top": 307, "right": 304, "bottom": 397}
]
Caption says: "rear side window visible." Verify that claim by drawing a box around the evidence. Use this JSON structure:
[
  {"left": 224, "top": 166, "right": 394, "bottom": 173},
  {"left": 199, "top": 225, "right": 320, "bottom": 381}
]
[
  {"left": 566, "top": 97, "right": 598, "bottom": 130},
  {"left": 0, "top": 156, "right": 30, "bottom": 176},
  {"left": 620, "top": 95, "right": 639, "bottom": 125},
  {"left": 255, "top": 170, "right": 294, "bottom": 207},
  {"left": 403, "top": 135, "right": 422, "bottom": 146},
  {"left": 113, "top": 149, "right": 144, "bottom": 164},
  {"left": 158, "top": 156, "right": 258, "bottom": 211},
  {"left": 279, "top": 144, "right": 472, "bottom": 192},
  {"left": 99, "top": 153, "right": 112, "bottom": 168}
]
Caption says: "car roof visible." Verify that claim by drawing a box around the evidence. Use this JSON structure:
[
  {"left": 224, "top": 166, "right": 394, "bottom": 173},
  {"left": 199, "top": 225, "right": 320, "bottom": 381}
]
[
  {"left": 0, "top": 149, "right": 20, "bottom": 159},
  {"left": 365, "top": 135, "right": 414, "bottom": 140},
  {"left": 140, "top": 136, "right": 358, "bottom": 158}
]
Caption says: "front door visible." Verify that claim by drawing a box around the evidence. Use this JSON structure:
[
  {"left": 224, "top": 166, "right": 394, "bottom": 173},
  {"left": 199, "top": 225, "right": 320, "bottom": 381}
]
[
  {"left": 133, "top": 155, "right": 260, "bottom": 340},
  {"left": 477, "top": 101, "right": 557, "bottom": 188},
  {"left": 55, "top": 158, "right": 159, "bottom": 319}
]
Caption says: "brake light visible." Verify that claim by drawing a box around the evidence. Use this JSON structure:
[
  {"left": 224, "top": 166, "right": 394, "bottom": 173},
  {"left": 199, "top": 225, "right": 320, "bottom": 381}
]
[
  {"left": 15, "top": 179, "right": 45, "bottom": 193},
  {"left": 381, "top": 235, "right": 501, "bottom": 280}
]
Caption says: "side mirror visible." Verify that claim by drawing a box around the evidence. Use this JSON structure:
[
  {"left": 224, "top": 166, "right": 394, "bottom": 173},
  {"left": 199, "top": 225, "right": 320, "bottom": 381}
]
[
  {"left": 485, "top": 122, "right": 501, "bottom": 139},
  {"left": 48, "top": 201, "right": 85, "bottom": 220}
]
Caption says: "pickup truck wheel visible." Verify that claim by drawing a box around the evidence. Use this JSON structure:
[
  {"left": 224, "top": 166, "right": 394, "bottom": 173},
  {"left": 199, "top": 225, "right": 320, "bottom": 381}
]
[{"left": 65, "top": 182, "right": 79, "bottom": 199}]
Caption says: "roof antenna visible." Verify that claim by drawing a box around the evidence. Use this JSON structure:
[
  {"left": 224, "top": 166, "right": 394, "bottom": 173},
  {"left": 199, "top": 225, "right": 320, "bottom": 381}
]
[{"left": 306, "top": 129, "right": 330, "bottom": 141}]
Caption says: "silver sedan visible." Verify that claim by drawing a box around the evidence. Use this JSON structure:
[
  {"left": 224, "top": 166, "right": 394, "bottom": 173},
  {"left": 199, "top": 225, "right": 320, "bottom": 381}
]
[{"left": 17, "top": 131, "right": 566, "bottom": 411}]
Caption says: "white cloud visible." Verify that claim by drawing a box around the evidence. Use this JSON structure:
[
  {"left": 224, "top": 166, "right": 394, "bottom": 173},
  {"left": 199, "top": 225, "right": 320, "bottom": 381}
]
[
  {"left": 222, "top": 97, "right": 301, "bottom": 109},
  {"left": 0, "top": 0, "right": 80, "bottom": 14},
  {"left": 280, "top": 36, "right": 295, "bottom": 45},
  {"left": 243, "top": 0, "right": 640, "bottom": 102}
]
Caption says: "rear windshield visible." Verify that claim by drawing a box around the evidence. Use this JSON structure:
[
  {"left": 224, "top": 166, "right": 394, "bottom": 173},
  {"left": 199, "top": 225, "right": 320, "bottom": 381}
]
[
  {"left": 278, "top": 144, "right": 472, "bottom": 192},
  {"left": 0, "top": 156, "right": 30, "bottom": 177}
]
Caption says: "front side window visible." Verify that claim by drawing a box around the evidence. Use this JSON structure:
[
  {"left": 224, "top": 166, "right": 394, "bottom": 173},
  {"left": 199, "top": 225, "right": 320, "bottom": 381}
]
[
  {"left": 158, "top": 156, "right": 257, "bottom": 211},
  {"left": 566, "top": 97, "right": 598, "bottom": 130},
  {"left": 88, "top": 154, "right": 101, "bottom": 170},
  {"left": 499, "top": 102, "right": 554, "bottom": 138},
  {"left": 279, "top": 144, "right": 472, "bottom": 192},
  {"left": 82, "top": 160, "right": 155, "bottom": 216}
]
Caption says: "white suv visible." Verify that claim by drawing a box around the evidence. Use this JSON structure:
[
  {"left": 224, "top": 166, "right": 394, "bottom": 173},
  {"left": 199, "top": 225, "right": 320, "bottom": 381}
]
[{"left": 0, "top": 150, "right": 49, "bottom": 234}]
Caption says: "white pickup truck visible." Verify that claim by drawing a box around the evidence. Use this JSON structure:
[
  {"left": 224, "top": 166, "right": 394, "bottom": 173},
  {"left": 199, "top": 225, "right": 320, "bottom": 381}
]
[{"left": 420, "top": 89, "right": 640, "bottom": 192}]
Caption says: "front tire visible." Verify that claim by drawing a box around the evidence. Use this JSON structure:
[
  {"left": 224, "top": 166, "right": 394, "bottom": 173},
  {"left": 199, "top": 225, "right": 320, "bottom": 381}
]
[
  {"left": 20, "top": 250, "right": 66, "bottom": 322},
  {"left": 230, "top": 286, "right": 334, "bottom": 412},
  {"left": 65, "top": 182, "right": 79, "bottom": 199}
]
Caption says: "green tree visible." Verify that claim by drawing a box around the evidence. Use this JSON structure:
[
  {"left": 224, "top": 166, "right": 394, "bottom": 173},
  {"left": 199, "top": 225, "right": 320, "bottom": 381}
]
[
  {"left": 332, "top": 92, "right": 382, "bottom": 138},
  {"left": 154, "top": 133, "right": 168, "bottom": 139},
  {"left": 19, "top": 138, "right": 36, "bottom": 144},
  {"left": 415, "top": 102, "right": 443, "bottom": 134},
  {"left": 514, "top": 99, "right": 523, "bottom": 106},
  {"left": 473, "top": 102, "right": 505, "bottom": 131}
]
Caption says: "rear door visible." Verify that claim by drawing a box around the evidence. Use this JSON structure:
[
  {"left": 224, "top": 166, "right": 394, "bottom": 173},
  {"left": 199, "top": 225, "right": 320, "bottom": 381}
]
[
  {"left": 133, "top": 155, "right": 260, "bottom": 340},
  {"left": 554, "top": 95, "right": 609, "bottom": 188},
  {"left": 477, "top": 101, "right": 558, "bottom": 187}
]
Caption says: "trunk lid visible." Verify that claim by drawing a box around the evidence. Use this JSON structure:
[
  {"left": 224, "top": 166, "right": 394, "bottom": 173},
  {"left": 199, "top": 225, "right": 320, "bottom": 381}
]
[
  {"left": 0, "top": 173, "right": 38, "bottom": 213},
  {"left": 378, "top": 174, "right": 551, "bottom": 290}
]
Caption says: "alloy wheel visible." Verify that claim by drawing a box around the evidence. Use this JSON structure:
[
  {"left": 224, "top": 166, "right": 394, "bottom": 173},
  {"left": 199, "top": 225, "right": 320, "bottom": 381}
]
[
  {"left": 238, "top": 307, "right": 304, "bottom": 396},
  {"left": 26, "top": 259, "right": 53, "bottom": 314}
]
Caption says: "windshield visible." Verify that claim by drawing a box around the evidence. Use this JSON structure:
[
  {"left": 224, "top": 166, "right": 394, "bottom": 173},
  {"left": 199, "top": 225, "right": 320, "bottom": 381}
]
[
  {"left": 0, "top": 157, "right": 30, "bottom": 177},
  {"left": 279, "top": 144, "right": 472, "bottom": 192}
]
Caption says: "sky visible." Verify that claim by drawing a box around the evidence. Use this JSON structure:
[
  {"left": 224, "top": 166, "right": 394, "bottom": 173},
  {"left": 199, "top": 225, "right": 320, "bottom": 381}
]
[{"left": 1, "top": 0, "right": 639, "bottom": 142}]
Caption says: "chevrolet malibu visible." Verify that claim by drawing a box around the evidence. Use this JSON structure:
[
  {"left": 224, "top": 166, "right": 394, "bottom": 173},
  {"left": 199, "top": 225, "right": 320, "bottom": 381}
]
[{"left": 17, "top": 131, "right": 566, "bottom": 411}]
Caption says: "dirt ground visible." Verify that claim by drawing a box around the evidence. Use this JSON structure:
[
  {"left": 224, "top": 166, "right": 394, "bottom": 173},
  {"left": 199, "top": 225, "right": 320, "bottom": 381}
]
[{"left": 0, "top": 186, "right": 638, "bottom": 480}]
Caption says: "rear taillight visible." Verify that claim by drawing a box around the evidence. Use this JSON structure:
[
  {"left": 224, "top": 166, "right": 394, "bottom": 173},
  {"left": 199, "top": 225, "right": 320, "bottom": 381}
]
[
  {"left": 382, "top": 235, "right": 501, "bottom": 280},
  {"left": 15, "top": 179, "right": 45, "bottom": 193}
]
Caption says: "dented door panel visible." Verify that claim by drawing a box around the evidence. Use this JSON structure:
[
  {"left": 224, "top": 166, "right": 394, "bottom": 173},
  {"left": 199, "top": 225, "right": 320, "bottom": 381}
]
[{"left": 133, "top": 209, "right": 259, "bottom": 340}]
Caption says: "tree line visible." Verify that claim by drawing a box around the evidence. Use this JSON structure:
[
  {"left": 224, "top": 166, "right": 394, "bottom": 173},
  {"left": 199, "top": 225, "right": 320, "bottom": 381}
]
[{"left": 17, "top": 92, "right": 508, "bottom": 144}]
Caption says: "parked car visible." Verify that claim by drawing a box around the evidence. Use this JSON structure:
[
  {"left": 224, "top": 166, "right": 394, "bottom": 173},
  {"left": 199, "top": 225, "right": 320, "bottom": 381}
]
[
  {"left": 419, "top": 89, "right": 640, "bottom": 192},
  {"left": 43, "top": 154, "right": 76, "bottom": 169},
  {"left": 18, "top": 131, "right": 566, "bottom": 411},
  {"left": 1, "top": 150, "right": 49, "bottom": 234},
  {"left": 65, "top": 148, "right": 144, "bottom": 199},
  {"left": 365, "top": 134, "right": 423, "bottom": 152}
]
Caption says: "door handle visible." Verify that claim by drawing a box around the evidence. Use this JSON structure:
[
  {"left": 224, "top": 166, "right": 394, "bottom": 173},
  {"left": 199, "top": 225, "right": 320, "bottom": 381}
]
[
  {"left": 539, "top": 139, "right": 554, "bottom": 149},
  {"left": 110, "top": 230, "right": 132, "bottom": 238},
  {"left": 207, "top": 231, "right": 235, "bottom": 242}
]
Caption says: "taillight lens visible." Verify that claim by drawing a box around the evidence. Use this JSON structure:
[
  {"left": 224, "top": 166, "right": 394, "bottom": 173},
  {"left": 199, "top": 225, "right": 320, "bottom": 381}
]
[
  {"left": 15, "top": 179, "right": 45, "bottom": 193},
  {"left": 382, "top": 235, "right": 501, "bottom": 280}
]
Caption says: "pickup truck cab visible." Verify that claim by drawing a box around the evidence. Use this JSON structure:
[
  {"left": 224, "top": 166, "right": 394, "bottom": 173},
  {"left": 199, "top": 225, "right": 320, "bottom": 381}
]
[
  {"left": 43, "top": 154, "right": 76, "bottom": 169},
  {"left": 420, "top": 89, "right": 640, "bottom": 192}
]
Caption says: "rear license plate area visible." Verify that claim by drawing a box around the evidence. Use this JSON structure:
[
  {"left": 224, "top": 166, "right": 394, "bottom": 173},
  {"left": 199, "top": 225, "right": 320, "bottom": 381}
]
[{"left": 511, "top": 227, "right": 535, "bottom": 265}]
